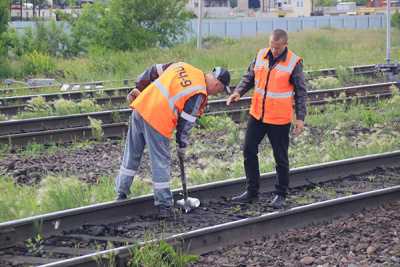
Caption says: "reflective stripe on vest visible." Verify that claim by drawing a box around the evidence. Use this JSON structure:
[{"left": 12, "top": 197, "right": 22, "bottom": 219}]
[
  {"left": 254, "top": 87, "right": 294, "bottom": 98},
  {"left": 153, "top": 79, "right": 205, "bottom": 111},
  {"left": 132, "top": 62, "right": 207, "bottom": 138},
  {"left": 274, "top": 53, "right": 299, "bottom": 73},
  {"left": 250, "top": 49, "right": 301, "bottom": 124},
  {"left": 254, "top": 48, "right": 268, "bottom": 69}
]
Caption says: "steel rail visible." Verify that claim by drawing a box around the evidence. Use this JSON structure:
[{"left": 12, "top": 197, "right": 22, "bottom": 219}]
[
  {"left": 0, "top": 93, "right": 395, "bottom": 146},
  {"left": 0, "top": 82, "right": 396, "bottom": 142},
  {"left": 0, "top": 95, "right": 129, "bottom": 116},
  {"left": 0, "top": 79, "right": 393, "bottom": 117},
  {"left": 0, "top": 79, "right": 135, "bottom": 94},
  {"left": 0, "top": 64, "right": 381, "bottom": 111},
  {"left": 0, "top": 86, "right": 132, "bottom": 108},
  {"left": 0, "top": 150, "right": 399, "bottom": 251},
  {"left": 0, "top": 64, "right": 377, "bottom": 94},
  {"left": 41, "top": 185, "right": 400, "bottom": 267}
]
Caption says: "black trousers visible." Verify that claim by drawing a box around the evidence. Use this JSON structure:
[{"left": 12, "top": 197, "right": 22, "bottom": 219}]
[{"left": 243, "top": 116, "right": 291, "bottom": 197}]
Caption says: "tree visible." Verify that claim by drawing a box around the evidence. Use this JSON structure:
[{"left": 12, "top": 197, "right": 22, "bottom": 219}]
[
  {"left": 0, "top": 0, "right": 10, "bottom": 56},
  {"left": 0, "top": 0, "right": 10, "bottom": 36},
  {"left": 355, "top": 0, "right": 368, "bottom": 6},
  {"left": 313, "top": 0, "right": 336, "bottom": 7},
  {"left": 0, "top": 0, "right": 10, "bottom": 77},
  {"left": 392, "top": 10, "right": 400, "bottom": 29},
  {"left": 71, "top": 0, "right": 191, "bottom": 51}
]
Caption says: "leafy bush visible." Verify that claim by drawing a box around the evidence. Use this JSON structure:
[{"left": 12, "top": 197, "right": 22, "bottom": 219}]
[
  {"left": 0, "top": 58, "right": 13, "bottom": 78},
  {"left": 26, "top": 96, "right": 51, "bottom": 113},
  {"left": 77, "top": 99, "right": 101, "bottom": 113},
  {"left": 360, "top": 109, "right": 384, "bottom": 128},
  {"left": 12, "top": 20, "right": 76, "bottom": 58},
  {"left": 72, "top": 0, "right": 190, "bottom": 51},
  {"left": 53, "top": 99, "right": 80, "bottom": 115},
  {"left": 392, "top": 10, "right": 400, "bottom": 29},
  {"left": 0, "top": 0, "right": 9, "bottom": 37},
  {"left": 0, "top": 0, "right": 10, "bottom": 77},
  {"left": 309, "top": 76, "right": 341, "bottom": 90},
  {"left": 21, "top": 51, "right": 56, "bottom": 76},
  {"left": 88, "top": 117, "right": 104, "bottom": 141},
  {"left": 129, "top": 240, "right": 198, "bottom": 267}
]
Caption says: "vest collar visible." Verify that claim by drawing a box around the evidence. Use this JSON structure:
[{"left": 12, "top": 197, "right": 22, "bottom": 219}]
[{"left": 265, "top": 47, "right": 288, "bottom": 63}]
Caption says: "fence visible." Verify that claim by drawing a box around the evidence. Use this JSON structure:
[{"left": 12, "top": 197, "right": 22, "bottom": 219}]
[
  {"left": 185, "top": 15, "right": 386, "bottom": 39},
  {"left": 11, "top": 14, "right": 386, "bottom": 40}
]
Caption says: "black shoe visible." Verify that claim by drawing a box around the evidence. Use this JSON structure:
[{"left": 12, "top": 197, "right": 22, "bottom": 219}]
[
  {"left": 231, "top": 191, "right": 259, "bottom": 203},
  {"left": 157, "top": 205, "right": 173, "bottom": 220},
  {"left": 115, "top": 192, "right": 127, "bottom": 201},
  {"left": 270, "top": 194, "right": 286, "bottom": 209}
]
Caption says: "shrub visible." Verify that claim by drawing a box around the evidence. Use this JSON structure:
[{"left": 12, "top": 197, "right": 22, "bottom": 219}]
[
  {"left": 88, "top": 117, "right": 104, "bottom": 141},
  {"left": 0, "top": 0, "right": 9, "bottom": 37},
  {"left": 53, "top": 99, "right": 80, "bottom": 115},
  {"left": 26, "top": 96, "right": 51, "bottom": 113},
  {"left": 16, "top": 20, "right": 76, "bottom": 58},
  {"left": 21, "top": 51, "right": 56, "bottom": 76},
  {"left": 71, "top": 0, "right": 190, "bottom": 51},
  {"left": 392, "top": 10, "right": 400, "bottom": 29},
  {"left": 0, "top": 0, "right": 10, "bottom": 78},
  {"left": 0, "top": 58, "right": 13, "bottom": 78},
  {"left": 129, "top": 240, "right": 198, "bottom": 267},
  {"left": 78, "top": 99, "right": 101, "bottom": 113},
  {"left": 309, "top": 76, "right": 341, "bottom": 90}
]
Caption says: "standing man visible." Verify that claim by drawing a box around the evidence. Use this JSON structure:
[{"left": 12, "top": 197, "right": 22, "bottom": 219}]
[
  {"left": 115, "top": 62, "right": 231, "bottom": 219},
  {"left": 227, "top": 29, "right": 307, "bottom": 208}
]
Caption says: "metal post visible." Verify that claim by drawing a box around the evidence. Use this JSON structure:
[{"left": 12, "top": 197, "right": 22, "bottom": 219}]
[
  {"left": 197, "top": 0, "right": 203, "bottom": 49},
  {"left": 20, "top": 0, "right": 23, "bottom": 21},
  {"left": 33, "top": 0, "right": 36, "bottom": 17},
  {"left": 386, "top": 0, "right": 391, "bottom": 64}
]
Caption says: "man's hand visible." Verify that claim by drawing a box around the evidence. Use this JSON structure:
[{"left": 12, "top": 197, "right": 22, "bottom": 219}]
[
  {"left": 226, "top": 92, "right": 240, "bottom": 106},
  {"left": 177, "top": 147, "right": 186, "bottom": 159},
  {"left": 127, "top": 88, "right": 141, "bottom": 102},
  {"left": 292, "top": 120, "right": 304, "bottom": 137}
]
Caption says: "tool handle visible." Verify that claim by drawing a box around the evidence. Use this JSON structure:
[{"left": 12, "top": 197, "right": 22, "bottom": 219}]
[{"left": 178, "top": 153, "right": 188, "bottom": 201}]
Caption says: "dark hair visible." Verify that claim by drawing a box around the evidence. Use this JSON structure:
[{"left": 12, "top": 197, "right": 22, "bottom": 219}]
[{"left": 271, "top": 29, "right": 288, "bottom": 43}]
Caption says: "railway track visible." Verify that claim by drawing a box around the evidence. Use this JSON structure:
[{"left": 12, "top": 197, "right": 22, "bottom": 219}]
[
  {"left": 0, "top": 87, "right": 132, "bottom": 116},
  {"left": 0, "top": 151, "right": 399, "bottom": 266},
  {"left": 0, "top": 82, "right": 397, "bottom": 146},
  {"left": 0, "top": 64, "right": 381, "bottom": 116}
]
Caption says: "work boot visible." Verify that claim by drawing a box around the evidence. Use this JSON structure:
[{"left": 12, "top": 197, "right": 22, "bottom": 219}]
[
  {"left": 231, "top": 191, "right": 259, "bottom": 203},
  {"left": 270, "top": 194, "right": 286, "bottom": 209},
  {"left": 157, "top": 205, "right": 173, "bottom": 220},
  {"left": 115, "top": 192, "right": 127, "bottom": 201}
]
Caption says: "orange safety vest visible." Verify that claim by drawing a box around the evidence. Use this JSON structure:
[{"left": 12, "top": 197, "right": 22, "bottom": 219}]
[
  {"left": 250, "top": 48, "right": 301, "bottom": 125},
  {"left": 131, "top": 62, "right": 208, "bottom": 138}
]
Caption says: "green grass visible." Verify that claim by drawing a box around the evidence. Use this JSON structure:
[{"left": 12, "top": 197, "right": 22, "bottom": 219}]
[
  {"left": 5, "top": 29, "right": 400, "bottom": 87},
  {"left": 0, "top": 174, "right": 150, "bottom": 223},
  {"left": 128, "top": 240, "right": 198, "bottom": 267}
]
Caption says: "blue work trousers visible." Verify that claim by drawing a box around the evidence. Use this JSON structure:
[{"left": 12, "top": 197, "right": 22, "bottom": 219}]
[{"left": 115, "top": 111, "right": 173, "bottom": 207}]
